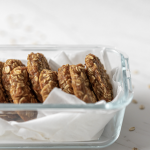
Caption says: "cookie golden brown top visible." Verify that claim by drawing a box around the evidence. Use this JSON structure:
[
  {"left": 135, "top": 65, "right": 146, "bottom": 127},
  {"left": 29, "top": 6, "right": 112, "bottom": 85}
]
[
  {"left": 58, "top": 64, "right": 74, "bottom": 94},
  {"left": 39, "top": 69, "right": 58, "bottom": 101},
  {"left": 27, "top": 52, "right": 51, "bottom": 102},
  {"left": 70, "top": 64, "right": 97, "bottom": 103},
  {"left": 85, "top": 54, "right": 113, "bottom": 102},
  {"left": 2, "top": 59, "right": 25, "bottom": 103}
]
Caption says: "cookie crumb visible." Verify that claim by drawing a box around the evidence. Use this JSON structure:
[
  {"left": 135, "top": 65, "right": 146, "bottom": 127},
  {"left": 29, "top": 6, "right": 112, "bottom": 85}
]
[
  {"left": 139, "top": 105, "right": 145, "bottom": 110},
  {"left": 129, "top": 127, "right": 135, "bottom": 131},
  {"left": 132, "top": 99, "right": 137, "bottom": 104}
]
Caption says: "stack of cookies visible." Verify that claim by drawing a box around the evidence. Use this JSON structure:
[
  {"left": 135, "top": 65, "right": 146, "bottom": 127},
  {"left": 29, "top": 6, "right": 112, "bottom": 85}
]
[
  {"left": 0, "top": 52, "right": 113, "bottom": 122},
  {"left": 58, "top": 54, "right": 113, "bottom": 103}
]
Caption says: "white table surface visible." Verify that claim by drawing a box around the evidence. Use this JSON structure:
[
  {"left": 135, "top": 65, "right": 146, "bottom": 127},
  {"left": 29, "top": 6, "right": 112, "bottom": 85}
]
[{"left": 0, "top": 0, "right": 150, "bottom": 149}]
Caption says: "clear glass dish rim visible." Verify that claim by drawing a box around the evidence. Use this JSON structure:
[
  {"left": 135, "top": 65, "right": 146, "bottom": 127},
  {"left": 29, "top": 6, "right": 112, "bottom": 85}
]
[{"left": 0, "top": 45, "right": 134, "bottom": 110}]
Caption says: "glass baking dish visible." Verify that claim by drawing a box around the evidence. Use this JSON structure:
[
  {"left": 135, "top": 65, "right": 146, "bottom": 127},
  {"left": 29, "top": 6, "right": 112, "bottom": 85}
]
[{"left": 0, "top": 45, "right": 134, "bottom": 149}]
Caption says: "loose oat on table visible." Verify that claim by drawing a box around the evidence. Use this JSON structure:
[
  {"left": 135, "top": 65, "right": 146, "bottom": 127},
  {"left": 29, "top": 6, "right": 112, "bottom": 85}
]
[
  {"left": 27, "top": 52, "right": 51, "bottom": 102},
  {"left": 139, "top": 105, "right": 145, "bottom": 110},
  {"left": 9, "top": 66, "right": 38, "bottom": 121},
  {"left": 58, "top": 64, "right": 74, "bottom": 95},
  {"left": 132, "top": 99, "right": 138, "bottom": 104},
  {"left": 85, "top": 54, "right": 113, "bottom": 102},
  {"left": 2, "top": 59, "right": 25, "bottom": 103},
  {"left": 132, "top": 148, "right": 138, "bottom": 150},
  {"left": 69, "top": 64, "right": 97, "bottom": 103},
  {"left": 129, "top": 127, "right": 135, "bottom": 131},
  {"left": 39, "top": 69, "right": 59, "bottom": 101}
]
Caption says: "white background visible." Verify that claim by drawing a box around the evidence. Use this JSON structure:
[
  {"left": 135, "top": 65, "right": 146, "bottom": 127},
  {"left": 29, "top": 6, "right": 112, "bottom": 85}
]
[{"left": 0, "top": 0, "right": 150, "bottom": 150}]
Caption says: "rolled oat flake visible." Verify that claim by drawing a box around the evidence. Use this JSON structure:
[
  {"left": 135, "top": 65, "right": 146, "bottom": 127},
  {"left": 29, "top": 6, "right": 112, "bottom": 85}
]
[
  {"left": 132, "top": 99, "right": 137, "bottom": 104},
  {"left": 129, "top": 127, "right": 135, "bottom": 131},
  {"left": 139, "top": 105, "right": 145, "bottom": 110},
  {"left": 132, "top": 148, "right": 138, "bottom": 150}
]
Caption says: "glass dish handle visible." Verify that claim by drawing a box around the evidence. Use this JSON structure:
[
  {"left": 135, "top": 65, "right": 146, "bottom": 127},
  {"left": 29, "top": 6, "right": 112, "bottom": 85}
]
[
  {"left": 125, "top": 58, "right": 133, "bottom": 93},
  {"left": 120, "top": 53, "right": 133, "bottom": 99}
]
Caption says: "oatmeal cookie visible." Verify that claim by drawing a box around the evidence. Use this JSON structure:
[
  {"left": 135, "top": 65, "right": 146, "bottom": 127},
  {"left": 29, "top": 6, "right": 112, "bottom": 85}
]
[
  {"left": 69, "top": 64, "right": 97, "bottom": 103},
  {"left": 0, "top": 62, "right": 4, "bottom": 84},
  {"left": 27, "top": 52, "right": 51, "bottom": 102},
  {"left": 10, "top": 66, "right": 38, "bottom": 121},
  {"left": 2, "top": 59, "right": 25, "bottom": 103},
  {"left": 85, "top": 54, "right": 113, "bottom": 102},
  {"left": 0, "top": 85, "right": 7, "bottom": 103},
  {"left": 0, "top": 61, "right": 8, "bottom": 103},
  {"left": 0, "top": 61, "right": 22, "bottom": 120},
  {"left": 39, "top": 69, "right": 58, "bottom": 101},
  {"left": 0, "top": 61, "right": 10, "bottom": 103},
  {"left": 58, "top": 64, "right": 74, "bottom": 94}
]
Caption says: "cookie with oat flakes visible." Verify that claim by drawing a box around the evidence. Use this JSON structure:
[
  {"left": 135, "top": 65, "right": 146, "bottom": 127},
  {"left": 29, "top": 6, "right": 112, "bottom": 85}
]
[
  {"left": 2, "top": 59, "right": 25, "bottom": 103},
  {"left": 58, "top": 64, "right": 74, "bottom": 95},
  {"left": 10, "top": 66, "right": 38, "bottom": 121},
  {"left": 39, "top": 69, "right": 59, "bottom": 101},
  {"left": 85, "top": 54, "right": 113, "bottom": 102},
  {"left": 70, "top": 64, "right": 97, "bottom": 103},
  {"left": 27, "top": 52, "right": 51, "bottom": 103}
]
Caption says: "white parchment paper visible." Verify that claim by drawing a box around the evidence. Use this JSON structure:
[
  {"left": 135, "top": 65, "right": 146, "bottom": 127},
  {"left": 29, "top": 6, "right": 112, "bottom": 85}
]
[{"left": 0, "top": 49, "right": 123, "bottom": 142}]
